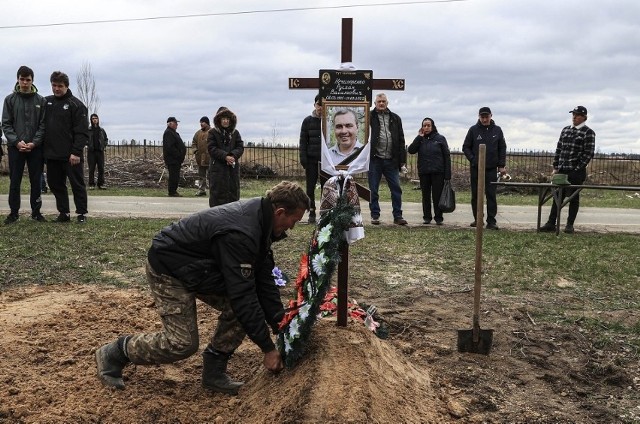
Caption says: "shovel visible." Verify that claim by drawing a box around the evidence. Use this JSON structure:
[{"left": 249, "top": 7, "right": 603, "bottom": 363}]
[{"left": 457, "top": 144, "right": 494, "bottom": 354}]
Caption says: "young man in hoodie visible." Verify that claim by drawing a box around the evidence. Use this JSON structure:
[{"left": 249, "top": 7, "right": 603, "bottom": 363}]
[
  {"left": 87, "top": 113, "right": 108, "bottom": 190},
  {"left": 2, "top": 65, "right": 46, "bottom": 224}
]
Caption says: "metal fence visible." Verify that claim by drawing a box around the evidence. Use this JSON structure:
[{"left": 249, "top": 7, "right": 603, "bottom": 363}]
[{"left": 2, "top": 140, "right": 639, "bottom": 188}]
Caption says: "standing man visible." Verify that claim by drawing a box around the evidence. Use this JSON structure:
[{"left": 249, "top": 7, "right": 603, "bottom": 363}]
[
  {"left": 163, "top": 116, "right": 187, "bottom": 197},
  {"left": 462, "top": 107, "right": 507, "bottom": 230},
  {"left": 192, "top": 116, "right": 211, "bottom": 197},
  {"left": 299, "top": 94, "right": 322, "bottom": 223},
  {"left": 43, "top": 71, "right": 89, "bottom": 224},
  {"left": 540, "top": 106, "right": 595, "bottom": 234},
  {"left": 95, "top": 181, "right": 310, "bottom": 395},
  {"left": 368, "top": 93, "right": 407, "bottom": 225},
  {"left": 2, "top": 65, "right": 46, "bottom": 224},
  {"left": 87, "top": 113, "right": 108, "bottom": 190}
]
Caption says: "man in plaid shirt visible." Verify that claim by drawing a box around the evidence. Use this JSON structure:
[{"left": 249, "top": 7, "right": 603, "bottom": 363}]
[{"left": 540, "top": 106, "right": 596, "bottom": 234}]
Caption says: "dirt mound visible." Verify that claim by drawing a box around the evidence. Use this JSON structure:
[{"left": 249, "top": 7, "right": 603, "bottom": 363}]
[{"left": 0, "top": 284, "right": 448, "bottom": 424}]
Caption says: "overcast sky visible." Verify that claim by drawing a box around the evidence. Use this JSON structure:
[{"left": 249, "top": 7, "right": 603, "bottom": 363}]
[{"left": 2, "top": 0, "right": 639, "bottom": 153}]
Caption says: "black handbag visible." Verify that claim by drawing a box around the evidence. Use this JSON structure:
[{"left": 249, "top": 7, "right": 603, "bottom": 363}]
[{"left": 438, "top": 180, "right": 456, "bottom": 213}]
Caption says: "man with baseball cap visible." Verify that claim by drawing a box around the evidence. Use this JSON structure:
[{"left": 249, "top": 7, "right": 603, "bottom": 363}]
[
  {"left": 163, "top": 116, "right": 186, "bottom": 197},
  {"left": 462, "top": 106, "right": 507, "bottom": 230},
  {"left": 540, "top": 106, "right": 595, "bottom": 234}
]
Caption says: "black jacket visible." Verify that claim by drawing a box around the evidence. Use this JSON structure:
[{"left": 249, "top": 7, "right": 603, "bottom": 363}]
[
  {"left": 43, "top": 89, "right": 89, "bottom": 160},
  {"left": 162, "top": 126, "right": 186, "bottom": 166},
  {"left": 299, "top": 110, "right": 322, "bottom": 166},
  {"left": 369, "top": 108, "right": 406, "bottom": 169},
  {"left": 407, "top": 131, "right": 451, "bottom": 179},
  {"left": 147, "top": 197, "right": 285, "bottom": 353},
  {"left": 462, "top": 119, "right": 507, "bottom": 170},
  {"left": 87, "top": 125, "right": 108, "bottom": 152}
]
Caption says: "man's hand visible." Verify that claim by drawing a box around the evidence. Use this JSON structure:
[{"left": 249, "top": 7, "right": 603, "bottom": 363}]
[
  {"left": 69, "top": 154, "right": 81, "bottom": 166},
  {"left": 498, "top": 167, "right": 507, "bottom": 175},
  {"left": 263, "top": 349, "right": 283, "bottom": 373}
]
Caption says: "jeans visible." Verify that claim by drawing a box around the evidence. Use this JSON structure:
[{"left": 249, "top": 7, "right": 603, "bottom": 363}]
[
  {"left": 7, "top": 146, "right": 44, "bottom": 215},
  {"left": 368, "top": 156, "right": 403, "bottom": 219}
]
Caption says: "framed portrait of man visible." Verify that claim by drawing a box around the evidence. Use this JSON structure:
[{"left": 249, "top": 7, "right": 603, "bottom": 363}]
[{"left": 321, "top": 102, "right": 370, "bottom": 172}]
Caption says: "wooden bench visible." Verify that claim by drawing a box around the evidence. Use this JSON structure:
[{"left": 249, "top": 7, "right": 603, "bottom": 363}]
[{"left": 492, "top": 182, "right": 639, "bottom": 235}]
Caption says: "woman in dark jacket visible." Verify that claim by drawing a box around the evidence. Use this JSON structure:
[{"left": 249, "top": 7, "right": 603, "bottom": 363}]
[
  {"left": 207, "top": 107, "right": 244, "bottom": 207},
  {"left": 407, "top": 117, "right": 451, "bottom": 225}
]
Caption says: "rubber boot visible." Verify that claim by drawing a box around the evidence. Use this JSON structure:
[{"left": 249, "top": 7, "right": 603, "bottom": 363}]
[
  {"left": 95, "top": 336, "right": 130, "bottom": 389},
  {"left": 202, "top": 348, "right": 244, "bottom": 395}
]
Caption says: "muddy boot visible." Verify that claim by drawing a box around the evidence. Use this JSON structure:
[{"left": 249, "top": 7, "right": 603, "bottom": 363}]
[
  {"left": 202, "top": 347, "right": 244, "bottom": 395},
  {"left": 95, "top": 336, "right": 130, "bottom": 389}
]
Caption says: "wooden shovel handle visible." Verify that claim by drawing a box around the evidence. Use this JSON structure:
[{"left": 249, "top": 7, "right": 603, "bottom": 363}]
[{"left": 473, "top": 145, "right": 486, "bottom": 337}]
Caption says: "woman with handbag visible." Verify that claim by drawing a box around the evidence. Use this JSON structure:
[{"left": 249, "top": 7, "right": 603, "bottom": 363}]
[{"left": 407, "top": 117, "right": 452, "bottom": 225}]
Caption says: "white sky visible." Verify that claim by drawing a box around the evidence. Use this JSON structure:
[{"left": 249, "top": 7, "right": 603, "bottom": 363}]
[{"left": 2, "top": 0, "right": 640, "bottom": 153}]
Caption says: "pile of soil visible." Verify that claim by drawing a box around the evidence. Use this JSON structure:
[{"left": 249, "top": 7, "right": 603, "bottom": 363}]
[{"left": 0, "top": 280, "right": 638, "bottom": 423}]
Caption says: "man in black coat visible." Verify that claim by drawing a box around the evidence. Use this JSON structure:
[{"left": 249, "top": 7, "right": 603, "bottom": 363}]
[
  {"left": 43, "top": 71, "right": 89, "bottom": 223},
  {"left": 298, "top": 94, "right": 323, "bottom": 223},
  {"left": 462, "top": 106, "right": 507, "bottom": 230},
  {"left": 163, "top": 116, "right": 187, "bottom": 197},
  {"left": 95, "top": 181, "right": 310, "bottom": 395}
]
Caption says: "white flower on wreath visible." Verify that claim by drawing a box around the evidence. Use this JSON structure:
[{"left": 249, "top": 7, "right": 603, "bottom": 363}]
[
  {"left": 284, "top": 336, "right": 292, "bottom": 353},
  {"left": 288, "top": 316, "right": 301, "bottom": 339},
  {"left": 312, "top": 252, "right": 328, "bottom": 276},
  {"left": 299, "top": 303, "right": 311, "bottom": 320},
  {"left": 317, "top": 224, "right": 333, "bottom": 247}
]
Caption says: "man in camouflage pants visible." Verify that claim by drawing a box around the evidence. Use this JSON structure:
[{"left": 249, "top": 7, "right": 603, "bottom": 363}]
[{"left": 95, "top": 181, "right": 309, "bottom": 395}]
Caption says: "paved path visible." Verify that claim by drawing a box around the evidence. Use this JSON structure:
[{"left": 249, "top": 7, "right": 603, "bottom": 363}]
[{"left": 7, "top": 193, "right": 639, "bottom": 233}]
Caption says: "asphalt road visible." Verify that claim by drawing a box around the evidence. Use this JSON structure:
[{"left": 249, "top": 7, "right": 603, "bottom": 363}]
[{"left": 7, "top": 193, "right": 639, "bottom": 233}]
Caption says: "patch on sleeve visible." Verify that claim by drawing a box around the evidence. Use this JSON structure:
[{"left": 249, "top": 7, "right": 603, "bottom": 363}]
[{"left": 240, "top": 263, "right": 253, "bottom": 279}]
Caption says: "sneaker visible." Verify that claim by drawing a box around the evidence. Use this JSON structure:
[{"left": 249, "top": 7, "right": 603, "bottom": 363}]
[
  {"left": 195, "top": 191, "right": 206, "bottom": 197},
  {"left": 88, "top": 185, "right": 95, "bottom": 190},
  {"left": 53, "top": 213, "right": 71, "bottom": 223},
  {"left": 371, "top": 216, "right": 380, "bottom": 225},
  {"left": 423, "top": 219, "right": 432, "bottom": 225},
  {"left": 394, "top": 217, "right": 408, "bottom": 226},
  {"left": 564, "top": 225, "right": 574, "bottom": 234},
  {"left": 539, "top": 222, "right": 556, "bottom": 232},
  {"left": 486, "top": 223, "right": 500, "bottom": 230},
  {"left": 31, "top": 213, "right": 47, "bottom": 222},
  {"left": 470, "top": 221, "right": 477, "bottom": 227},
  {"left": 77, "top": 215, "right": 87, "bottom": 224},
  {"left": 435, "top": 220, "right": 444, "bottom": 226},
  {"left": 4, "top": 214, "right": 19, "bottom": 225},
  {"left": 98, "top": 185, "right": 107, "bottom": 190}
]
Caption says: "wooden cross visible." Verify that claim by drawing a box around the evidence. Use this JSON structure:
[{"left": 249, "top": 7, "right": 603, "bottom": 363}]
[
  {"left": 288, "top": 18, "right": 405, "bottom": 327},
  {"left": 289, "top": 18, "right": 406, "bottom": 92}
]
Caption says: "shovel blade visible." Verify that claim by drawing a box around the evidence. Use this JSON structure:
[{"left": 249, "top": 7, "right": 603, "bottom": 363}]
[{"left": 457, "top": 328, "right": 494, "bottom": 354}]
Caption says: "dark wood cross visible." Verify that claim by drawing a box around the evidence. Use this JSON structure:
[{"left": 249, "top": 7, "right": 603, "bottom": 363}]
[{"left": 289, "top": 18, "right": 405, "bottom": 327}]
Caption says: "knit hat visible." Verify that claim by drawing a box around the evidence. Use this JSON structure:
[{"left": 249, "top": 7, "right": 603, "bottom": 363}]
[{"left": 200, "top": 116, "right": 210, "bottom": 125}]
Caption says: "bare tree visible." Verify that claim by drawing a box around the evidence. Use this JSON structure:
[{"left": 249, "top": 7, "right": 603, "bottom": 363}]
[{"left": 76, "top": 61, "right": 100, "bottom": 114}]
